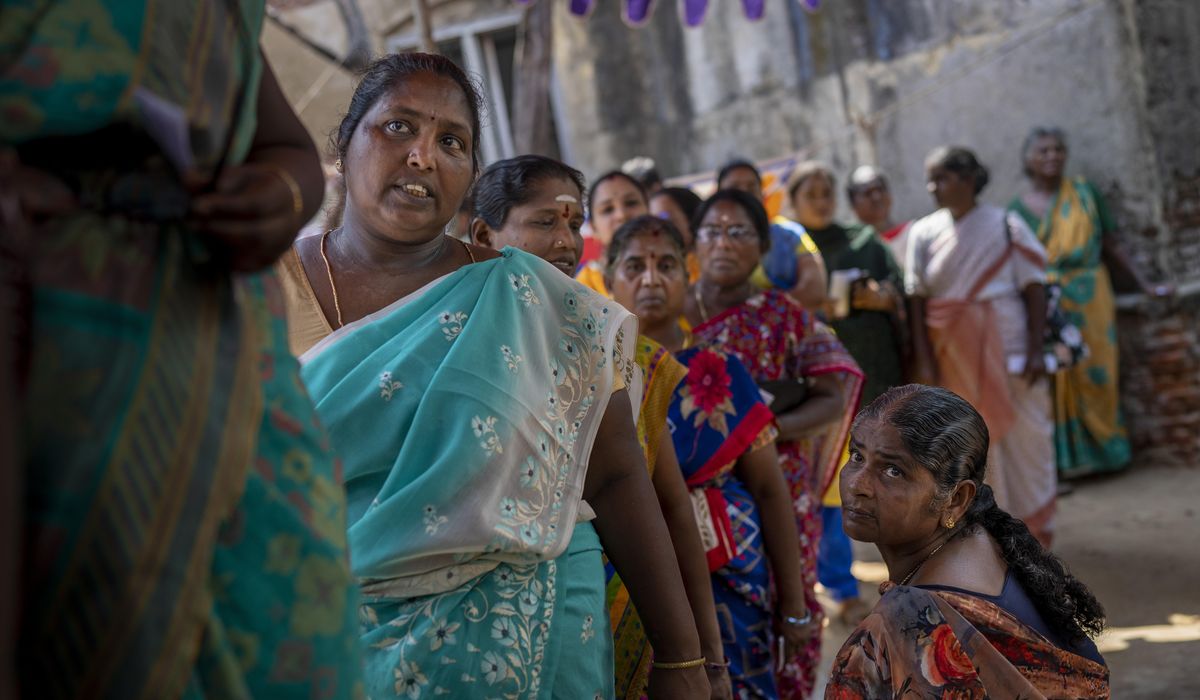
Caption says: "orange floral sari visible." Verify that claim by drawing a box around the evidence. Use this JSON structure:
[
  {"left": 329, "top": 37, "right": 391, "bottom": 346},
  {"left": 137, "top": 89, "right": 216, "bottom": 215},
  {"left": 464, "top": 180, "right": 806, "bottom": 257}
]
[{"left": 827, "top": 582, "right": 1109, "bottom": 699}]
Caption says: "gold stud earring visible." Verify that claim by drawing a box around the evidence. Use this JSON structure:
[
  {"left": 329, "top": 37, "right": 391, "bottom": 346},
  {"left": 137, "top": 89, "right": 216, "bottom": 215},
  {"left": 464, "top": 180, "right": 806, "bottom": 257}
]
[
  {"left": 334, "top": 158, "right": 343, "bottom": 173},
  {"left": 945, "top": 518, "right": 956, "bottom": 529}
]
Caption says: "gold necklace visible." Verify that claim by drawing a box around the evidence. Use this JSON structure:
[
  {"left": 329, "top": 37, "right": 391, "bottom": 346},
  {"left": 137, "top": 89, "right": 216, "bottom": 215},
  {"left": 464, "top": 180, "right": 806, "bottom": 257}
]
[
  {"left": 318, "top": 232, "right": 476, "bottom": 330},
  {"left": 319, "top": 229, "right": 344, "bottom": 328},
  {"left": 898, "top": 538, "right": 951, "bottom": 586}
]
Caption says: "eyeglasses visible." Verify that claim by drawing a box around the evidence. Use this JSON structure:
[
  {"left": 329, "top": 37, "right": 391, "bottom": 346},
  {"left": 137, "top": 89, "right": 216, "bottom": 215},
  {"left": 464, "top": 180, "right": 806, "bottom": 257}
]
[{"left": 696, "top": 224, "right": 757, "bottom": 243}]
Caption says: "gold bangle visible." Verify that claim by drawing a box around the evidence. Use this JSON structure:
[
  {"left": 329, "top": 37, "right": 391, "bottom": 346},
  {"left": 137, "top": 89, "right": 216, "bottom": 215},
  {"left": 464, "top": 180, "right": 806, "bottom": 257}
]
[
  {"left": 652, "top": 656, "right": 706, "bottom": 670},
  {"left": 260, "top": 163, "right": 303, "bottom": 219}
]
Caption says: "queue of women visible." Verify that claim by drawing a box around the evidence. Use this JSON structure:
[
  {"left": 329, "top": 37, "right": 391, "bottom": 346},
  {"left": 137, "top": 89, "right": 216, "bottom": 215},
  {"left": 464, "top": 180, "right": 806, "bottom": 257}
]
[{"left": 8, "top": 21, "right": 1164, "bottom": 697}]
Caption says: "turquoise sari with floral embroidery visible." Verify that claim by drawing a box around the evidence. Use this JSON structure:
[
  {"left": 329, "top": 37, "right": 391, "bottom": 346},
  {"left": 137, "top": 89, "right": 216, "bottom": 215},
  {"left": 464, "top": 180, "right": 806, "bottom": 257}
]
[{"left": 301, "top": 248, "right": 640, "bottom": 699}]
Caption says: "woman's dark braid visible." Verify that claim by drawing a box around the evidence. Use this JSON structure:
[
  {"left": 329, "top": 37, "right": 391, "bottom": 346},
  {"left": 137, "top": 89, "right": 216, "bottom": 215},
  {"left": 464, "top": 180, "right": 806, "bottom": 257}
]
[{"left": 963, "top": 484, "right": 1105, "bottom": 640}]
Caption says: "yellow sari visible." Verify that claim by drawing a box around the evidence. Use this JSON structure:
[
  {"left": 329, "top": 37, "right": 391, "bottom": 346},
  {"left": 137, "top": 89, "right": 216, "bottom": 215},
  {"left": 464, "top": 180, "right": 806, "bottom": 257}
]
[{"left": 606, "top": 336, "right": 688, "bottom": 698}]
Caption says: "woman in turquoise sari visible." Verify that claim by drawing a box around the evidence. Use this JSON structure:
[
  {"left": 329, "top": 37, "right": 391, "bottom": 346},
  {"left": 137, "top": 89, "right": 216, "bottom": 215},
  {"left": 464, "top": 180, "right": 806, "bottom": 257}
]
[
  {"left": 603, "top": 215, "right": 810, "bottom": 699},
  {"left": 3, "top": 1, "right": 361, "bottom": 698},
  {"left": 279, "top": 54, "right": 710, "bottom": 699}
]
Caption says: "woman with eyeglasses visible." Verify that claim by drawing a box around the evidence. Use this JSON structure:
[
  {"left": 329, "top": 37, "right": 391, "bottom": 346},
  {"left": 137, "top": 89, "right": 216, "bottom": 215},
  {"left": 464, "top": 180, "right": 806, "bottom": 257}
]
[{"left": 686, "top": 190, "right": 864, "bottom": 699}]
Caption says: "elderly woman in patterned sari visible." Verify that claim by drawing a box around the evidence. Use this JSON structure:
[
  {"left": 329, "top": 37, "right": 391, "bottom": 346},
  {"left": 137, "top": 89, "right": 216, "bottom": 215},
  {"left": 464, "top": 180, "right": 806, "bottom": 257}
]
[
  {"left": 1008, "top": 127, "right": 1172, "bottom": 479},
  {"left": 278, "top": 55, "right": 710, "bottom": 698},
  {"left": 469, "top": 156, "right": 732, "bottom": 700},
  {"left": 3, "top": 1, "right": 362, "bottom": 697},
  {"left": 828, "top": 384, "right": 1108, "bottom": 698},
  {"left": 604, "top": 214, "right": 810, "bottom": 698},
  {"left": 686, "top": 190, "right": 864, "bottom": 699}
]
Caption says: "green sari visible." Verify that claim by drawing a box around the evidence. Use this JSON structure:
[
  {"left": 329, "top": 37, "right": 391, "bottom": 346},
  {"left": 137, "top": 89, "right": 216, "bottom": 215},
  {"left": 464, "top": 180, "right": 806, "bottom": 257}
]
[
  {"left": 300, "top": 248, "right": 640, "bottom": 699},
  {"left": 8, "top": 2, "right": 361, "bottom": 698},
  {"left": 1009, "top": 178, "right": 1131, "bottom": 476}
]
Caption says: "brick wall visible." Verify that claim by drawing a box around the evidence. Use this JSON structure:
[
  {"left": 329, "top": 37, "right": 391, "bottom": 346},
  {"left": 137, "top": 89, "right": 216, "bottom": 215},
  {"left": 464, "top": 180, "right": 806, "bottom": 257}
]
[
  {"left": 1118, "top": 300, "right": 1200, "bottom": 466},
  {"left": 1113, "top": 0, "right": 1200, "bottom": 467}
]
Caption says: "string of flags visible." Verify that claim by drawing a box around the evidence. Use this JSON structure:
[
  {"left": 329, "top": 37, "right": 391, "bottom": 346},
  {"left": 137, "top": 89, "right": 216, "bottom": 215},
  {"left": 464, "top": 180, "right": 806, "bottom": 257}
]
[{"left": 514, "top": 0, "right": 821, "bottom": 28}]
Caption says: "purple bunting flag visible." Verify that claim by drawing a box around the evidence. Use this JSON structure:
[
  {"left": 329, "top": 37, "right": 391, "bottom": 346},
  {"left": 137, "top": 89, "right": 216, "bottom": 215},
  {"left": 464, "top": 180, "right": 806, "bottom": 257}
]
[
  {"left": 623, "top": 0, "right": 656, "bottom": 26},
  {"left": 682, "top": 0, "right": 708, "bottom": 27},
  {"left": 544, "top": 0, "right": 812, "bottom": 24},
  {"left": 741, "top": 0, "right": 765, "bottom": 21}
]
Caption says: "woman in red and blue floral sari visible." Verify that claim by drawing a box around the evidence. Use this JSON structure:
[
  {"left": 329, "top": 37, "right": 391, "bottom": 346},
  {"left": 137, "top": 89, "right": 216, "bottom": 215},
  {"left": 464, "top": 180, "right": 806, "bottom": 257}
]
[
  {"left": 606, "top": 214, "right": 812, "bottom": 698},
  {"left": 685, "top": 191, "right": 864, "bottom": 698}
]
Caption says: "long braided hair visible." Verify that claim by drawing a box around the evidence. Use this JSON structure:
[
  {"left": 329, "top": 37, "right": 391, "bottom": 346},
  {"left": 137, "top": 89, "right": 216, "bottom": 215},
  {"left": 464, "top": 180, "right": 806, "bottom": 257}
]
[{"left": 856, "top": 384, "right": 1106, "bottom": 641}]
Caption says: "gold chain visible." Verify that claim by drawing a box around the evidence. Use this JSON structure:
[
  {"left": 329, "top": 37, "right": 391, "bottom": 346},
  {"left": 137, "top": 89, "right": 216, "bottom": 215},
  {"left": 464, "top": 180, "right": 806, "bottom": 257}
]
[
  {"left": 319, "top": 229, "right": 344, "bottom": 328},
  {"left": 898, "top": 538, "right": 950, "bottom": 586}
]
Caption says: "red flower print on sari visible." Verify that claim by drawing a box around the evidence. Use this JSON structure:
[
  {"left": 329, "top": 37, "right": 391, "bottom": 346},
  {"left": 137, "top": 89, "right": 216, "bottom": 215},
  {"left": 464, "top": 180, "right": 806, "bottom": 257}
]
[
  {"left": 678, "top": 348, "right": 737, "bottom": 436},
  {"left": 921, "top": 624, "right": 978, "bottom": 687}
]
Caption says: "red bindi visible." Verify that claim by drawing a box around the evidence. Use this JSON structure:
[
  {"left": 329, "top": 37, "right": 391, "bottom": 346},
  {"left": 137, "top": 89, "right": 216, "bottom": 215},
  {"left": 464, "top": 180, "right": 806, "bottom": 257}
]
[{"left": 561, "top": 204, "right": 571, "bottom": 219}]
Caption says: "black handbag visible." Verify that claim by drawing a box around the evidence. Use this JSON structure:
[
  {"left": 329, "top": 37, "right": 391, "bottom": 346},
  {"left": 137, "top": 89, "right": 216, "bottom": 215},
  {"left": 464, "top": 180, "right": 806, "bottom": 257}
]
[{"left": 757, "top": 379, "right": 809, "bottom": 414}]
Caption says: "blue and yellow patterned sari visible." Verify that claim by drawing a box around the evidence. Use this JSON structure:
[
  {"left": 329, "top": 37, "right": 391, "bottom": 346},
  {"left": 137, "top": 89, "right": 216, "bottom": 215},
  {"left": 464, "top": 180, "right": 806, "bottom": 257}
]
[
  {"left": 670, "top": 343, "right": 780, "bottom": 698},
  {"left": 301, "top": 249, "right": 640, "bottom": 699}
]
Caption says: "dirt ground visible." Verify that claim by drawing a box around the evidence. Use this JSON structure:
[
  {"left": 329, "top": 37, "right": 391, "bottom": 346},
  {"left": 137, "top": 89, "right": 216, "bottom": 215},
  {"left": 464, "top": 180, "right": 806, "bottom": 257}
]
[{"left": 812, "top": 463, "right": 1200, "bottom": 698}]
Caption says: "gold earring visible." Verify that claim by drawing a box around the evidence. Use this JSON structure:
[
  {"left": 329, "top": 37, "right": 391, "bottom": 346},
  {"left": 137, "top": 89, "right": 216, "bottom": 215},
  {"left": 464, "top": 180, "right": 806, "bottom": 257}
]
[
  {"left": 334, "top": 158, "right": 343, "bottom": 173},
  {"left": 945, "top": 518, "right": 956, "bottom": 529}
]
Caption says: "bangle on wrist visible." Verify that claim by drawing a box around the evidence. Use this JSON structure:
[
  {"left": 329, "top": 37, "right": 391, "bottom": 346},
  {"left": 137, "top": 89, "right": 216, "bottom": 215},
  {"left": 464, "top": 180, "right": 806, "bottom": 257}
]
[
  {"left": 652, "top": 656, "right": 706, "bottom": 670},
  {"left": 260, "top": 163, "right": 304, "bottom": 220},
  {"left": 781, "top": 611, "right": 812, "bottom": 627}
]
